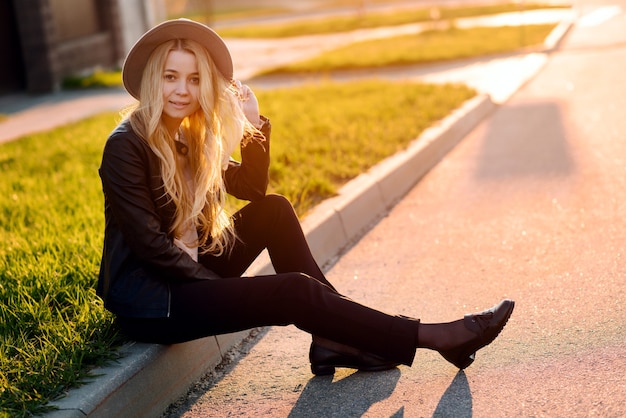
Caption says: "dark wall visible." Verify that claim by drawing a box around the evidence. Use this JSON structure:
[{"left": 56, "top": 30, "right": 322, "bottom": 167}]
[{"left": 0, "top": 0, "right": 26, "bottom": 93}]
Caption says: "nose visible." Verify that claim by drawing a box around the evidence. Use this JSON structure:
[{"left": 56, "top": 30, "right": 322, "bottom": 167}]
[{"left": 175, "top": 79, "right": 189, "bottom": 95}]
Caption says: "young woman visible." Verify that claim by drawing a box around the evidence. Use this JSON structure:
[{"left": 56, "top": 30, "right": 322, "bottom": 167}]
[{"left": 97, "top": 19, "right": 514, "bottom": 376}]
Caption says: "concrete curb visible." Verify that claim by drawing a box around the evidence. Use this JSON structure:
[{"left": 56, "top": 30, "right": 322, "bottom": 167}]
[{"left": 46, "top": 93, "right": 496, "bottom": 418}]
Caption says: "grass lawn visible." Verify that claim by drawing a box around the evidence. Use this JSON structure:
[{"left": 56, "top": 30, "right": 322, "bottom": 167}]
[
  {"left": 263, "top": 24, "right": 557, "bottom": 74},
  {"left": 216, "top": 3, "right": 567, "bottom": 38},
  {"left": 0, "top": 79, "right": 475, "bottom": 416},
  {"left": 62, "top": 70, "right": 122, "bottom": 89},
  {"left": 0, "top": 114, "right": 121, "bottom": 416}
]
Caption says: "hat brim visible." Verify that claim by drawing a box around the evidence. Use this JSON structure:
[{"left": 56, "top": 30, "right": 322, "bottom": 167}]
[{"left": 122, "top": 19, "right": 233, "bottom": 100}]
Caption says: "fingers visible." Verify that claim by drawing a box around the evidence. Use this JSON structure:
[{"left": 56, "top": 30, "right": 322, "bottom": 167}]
[
  {"left": 240, "top": 86, "right": 251, "bottom": 102},
  {"left": 233, "top": 79, "right": 251, "bottom": 102},
  {"left": 233, "top": 80, "right": 261, "bottom": 126}
]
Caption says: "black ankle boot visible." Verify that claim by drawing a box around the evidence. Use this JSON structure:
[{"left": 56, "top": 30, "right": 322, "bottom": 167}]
[
  {"left": 309, "top": 341, "right": 400, "bottom": 376},
  {"left": 439, "top": 299, "right": 515, "bottom": 369}
]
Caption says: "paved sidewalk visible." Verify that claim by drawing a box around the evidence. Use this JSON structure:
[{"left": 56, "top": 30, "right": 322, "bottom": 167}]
[{"left": 0, "top": 8, "right": 576, "bottom": 418}]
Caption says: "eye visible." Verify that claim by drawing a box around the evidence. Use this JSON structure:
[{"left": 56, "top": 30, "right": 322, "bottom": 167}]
[
  {"left": 164, "top": 73, "right": 175, "bottom": 81},
  {"left": 190, "top": 76, "right": 200, "bottom": 85}
]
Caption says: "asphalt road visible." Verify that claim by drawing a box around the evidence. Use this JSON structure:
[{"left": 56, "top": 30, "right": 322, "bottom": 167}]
[{"left": 164, "top": 1, "right": 626, "bottom": 416}]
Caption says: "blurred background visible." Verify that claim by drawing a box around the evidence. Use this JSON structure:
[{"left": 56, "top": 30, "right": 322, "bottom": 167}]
[{"left": 1, "top": 0, "right": 512, "bottom": 95}]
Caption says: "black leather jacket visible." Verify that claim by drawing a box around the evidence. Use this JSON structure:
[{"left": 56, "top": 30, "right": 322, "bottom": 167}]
[{"left": 97, "top": 117, "right": 271, "bottom": 318}]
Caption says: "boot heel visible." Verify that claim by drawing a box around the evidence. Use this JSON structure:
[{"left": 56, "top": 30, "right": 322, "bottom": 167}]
[{"left": 311, "top": 364, "right": 335, "bottom": 376}]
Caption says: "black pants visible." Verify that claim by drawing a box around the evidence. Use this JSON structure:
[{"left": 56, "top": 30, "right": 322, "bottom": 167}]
[{"left": 117, "top": 194, "right": 420, "bottom": 365}]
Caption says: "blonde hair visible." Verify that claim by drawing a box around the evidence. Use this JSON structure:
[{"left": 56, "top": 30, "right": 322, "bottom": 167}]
[{"left": 125, "top": 38, "right": 255, "bottom": 256}]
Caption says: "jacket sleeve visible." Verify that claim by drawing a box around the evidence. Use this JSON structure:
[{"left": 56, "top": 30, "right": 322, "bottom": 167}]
[
  {"left": 224, "top": 116, "right": 271, "bottom": 201},
  {"left": 99, "top": 132, "right": 221, "bottom": 281}
]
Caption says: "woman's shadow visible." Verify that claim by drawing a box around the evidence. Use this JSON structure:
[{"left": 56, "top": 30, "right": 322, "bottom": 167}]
[
  {"left": 432, "top": 371, "right": 472, "bottom": 418},
  {"left": 288, "top": 368, "right": 401, "bottom": 418},
  {"left": 288, "top": 369, "right": 471, "bottom": 417}
]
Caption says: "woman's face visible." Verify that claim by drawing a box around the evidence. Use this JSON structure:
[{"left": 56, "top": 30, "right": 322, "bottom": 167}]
[{"left": 161, "top": 49, "right": 201, "bottom": 134}]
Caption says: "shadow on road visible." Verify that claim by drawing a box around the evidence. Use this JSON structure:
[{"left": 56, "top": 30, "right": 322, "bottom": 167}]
[
  {"left": 288, "top": 368, "right": 401, "bottom": 417},
  {"left": 475, "top": 101, "right": 574, "bottom": 180},
  {"left": 433, "top": 371, "right": 472, "bottom": 418},
  {"left": 287, "top": 369, "right": 473, "bottom": 417}
]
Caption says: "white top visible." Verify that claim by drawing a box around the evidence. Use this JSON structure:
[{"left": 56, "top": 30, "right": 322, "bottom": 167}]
[
  {"left": 174, "top": 224, "right": 198, "bottom": 262},
  {"left": 173, "top": 137, "right": 198, "bottom": 262}
]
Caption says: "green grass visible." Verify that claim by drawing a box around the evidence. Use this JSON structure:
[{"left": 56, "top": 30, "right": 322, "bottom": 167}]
[
  {"left": 0, "top": 79, "right": 475, "bottom": 416},
  {"left": 264, "top": 24, "right": 557, "bottom": 74},
  {"left": 0, "top": 114, "right": 121, "bottom": 416},
  {"left": 254, "top": 80, "right": 476, "bottom": 212},
  {"left": 193, "top": 0, "right": 434, "bottom": 22},
  {"left": 176, "top": 7, "right": 289, "bottom": 23},
  {"left": 62, "top": 70, "right": 122, "bottom": 89},
  {"left": 216, "top": 3, "right": 567, "bottom": 38}
]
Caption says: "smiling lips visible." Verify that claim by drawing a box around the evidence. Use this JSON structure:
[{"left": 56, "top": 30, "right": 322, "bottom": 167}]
[{"left": 169, "top": 100, "right": 189, "bottom": 109}]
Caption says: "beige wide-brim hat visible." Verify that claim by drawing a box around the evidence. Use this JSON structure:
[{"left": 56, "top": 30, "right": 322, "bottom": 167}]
[{"left": 122, "top": 18, "right": 233, "bottom": 100}]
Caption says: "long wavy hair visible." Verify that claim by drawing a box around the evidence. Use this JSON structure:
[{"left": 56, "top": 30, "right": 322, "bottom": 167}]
[{"left": 125, "top": 38, "right": 255, "bottom": 255}]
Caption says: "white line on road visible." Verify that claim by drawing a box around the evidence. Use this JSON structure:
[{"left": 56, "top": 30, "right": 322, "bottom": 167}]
[{"left": 577, "top": 5, "right": 622, "bottom": 28}]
